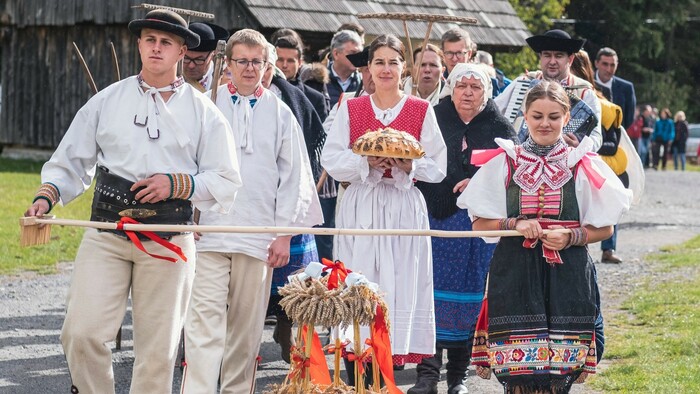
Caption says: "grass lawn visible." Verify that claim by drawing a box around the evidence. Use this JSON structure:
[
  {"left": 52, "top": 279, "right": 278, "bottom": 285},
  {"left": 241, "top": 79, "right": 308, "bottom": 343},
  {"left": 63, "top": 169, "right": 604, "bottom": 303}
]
[
  {"left": 589, "top": 235, "right": 700, "bottom": 393},
  {"left": 685, "top": 161, "right": 700, "bottom": 172},
  {"left": 0, "top": 157, "right": 93, "bottom": 275}
]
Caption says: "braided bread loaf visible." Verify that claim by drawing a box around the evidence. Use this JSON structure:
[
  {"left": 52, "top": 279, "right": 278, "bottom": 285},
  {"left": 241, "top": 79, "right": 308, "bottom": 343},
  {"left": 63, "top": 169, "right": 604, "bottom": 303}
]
[{"left": 351, "top": 127, "right": 425, "bottom": 159}]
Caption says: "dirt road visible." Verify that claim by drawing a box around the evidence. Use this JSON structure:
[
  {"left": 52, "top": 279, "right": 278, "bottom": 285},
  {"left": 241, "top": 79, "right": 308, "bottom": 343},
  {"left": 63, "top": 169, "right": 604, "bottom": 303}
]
[{"left": 1, "top": 170, "right": 699, "bottom": 393}]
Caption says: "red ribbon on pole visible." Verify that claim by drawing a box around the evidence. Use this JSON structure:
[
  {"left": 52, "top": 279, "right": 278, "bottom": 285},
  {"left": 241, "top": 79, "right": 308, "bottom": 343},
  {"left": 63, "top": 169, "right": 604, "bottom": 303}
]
[
  {"left": 289, "top": 349, "right": 311, "bottom": 381},
  {"left": 347, "top": 340, "right": 374, "bottom": 376},
  {"left": 116, "top": 217, "right": 187, "bottom": 263},
  {"left": 522, "top": 219, "right": 580, "bottom": 264},
  {"left": 369, "top": 306, "right": 402, "bottom": 394},
  {"left": 321, "top": 258, "right": 352, "bottom": 290}
]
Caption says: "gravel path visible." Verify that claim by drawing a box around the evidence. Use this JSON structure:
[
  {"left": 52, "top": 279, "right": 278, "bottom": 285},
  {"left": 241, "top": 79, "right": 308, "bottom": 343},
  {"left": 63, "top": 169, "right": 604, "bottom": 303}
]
[{"left": 2, "top": 170, "right": 699, "bottom": 393}]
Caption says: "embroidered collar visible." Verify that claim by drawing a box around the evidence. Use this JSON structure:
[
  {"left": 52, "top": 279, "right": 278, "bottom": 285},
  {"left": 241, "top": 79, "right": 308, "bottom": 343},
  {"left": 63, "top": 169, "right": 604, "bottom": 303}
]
[
  {"left": 227, "top": 82, "right": 264, "bottom": 98},
  {"left": 133, "top": 74, "right": 189, "bottom": 146},
  {"left": 514, "top": 140, "right": 572, "bottom": 194},
  {"left": 137, "top": 73, "right": 185, "bottom": 91},
  {"left": 228, "top": 83, "right": 264, "bottom": 107}
]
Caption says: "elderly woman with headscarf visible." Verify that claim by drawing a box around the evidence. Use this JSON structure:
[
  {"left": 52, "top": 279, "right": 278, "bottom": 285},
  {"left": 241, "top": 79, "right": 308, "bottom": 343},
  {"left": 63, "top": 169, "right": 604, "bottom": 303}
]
[{"left": 410, "top": 63, "right": 518, "bottom": 394}]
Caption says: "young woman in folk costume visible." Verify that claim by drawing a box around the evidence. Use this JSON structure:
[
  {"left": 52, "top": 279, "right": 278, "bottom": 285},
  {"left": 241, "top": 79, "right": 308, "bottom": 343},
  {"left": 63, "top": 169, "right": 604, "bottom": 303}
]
[
  {"left": 458, "top": 80, "right": 631, "bottom": 394},
  {"left": 411, "top": 63, "right": 518, "bottom": 394},
  {"left": 321, "top": 34, "right": 447, "bottom": 385}
]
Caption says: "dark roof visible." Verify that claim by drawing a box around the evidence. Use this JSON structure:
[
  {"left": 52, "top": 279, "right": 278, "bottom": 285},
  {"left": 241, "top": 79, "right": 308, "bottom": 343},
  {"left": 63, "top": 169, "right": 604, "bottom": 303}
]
[
  {"left": 1, "top": 0, "right": 530, "bottom": 48},
  {"left": 244, "top": 0, "right": 530, "bottom": 48}
]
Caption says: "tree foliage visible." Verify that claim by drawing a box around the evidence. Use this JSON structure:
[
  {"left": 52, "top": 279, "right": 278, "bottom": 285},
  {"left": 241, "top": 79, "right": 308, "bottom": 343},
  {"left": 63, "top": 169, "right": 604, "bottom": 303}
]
[
  {"left": 497, "top": 0, "right": 570, "bottom": 80},
  {"left": 565, "top": 0, "right": 700, "bottom": 120},
  {"left": 498, "top": 0, "right": 700, "bottom": 121}
]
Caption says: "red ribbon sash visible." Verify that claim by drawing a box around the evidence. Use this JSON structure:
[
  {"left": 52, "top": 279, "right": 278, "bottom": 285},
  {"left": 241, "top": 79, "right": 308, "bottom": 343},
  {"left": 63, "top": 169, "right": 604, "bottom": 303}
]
[
  {"left": 522, "top": 219, "right": 580, "bottom": 264},
  {"left": 116, "top": 217, "right": 187, "bottom": 263},
  {"left": 471, "top": 147, "right": 506, "bottom": 166}
]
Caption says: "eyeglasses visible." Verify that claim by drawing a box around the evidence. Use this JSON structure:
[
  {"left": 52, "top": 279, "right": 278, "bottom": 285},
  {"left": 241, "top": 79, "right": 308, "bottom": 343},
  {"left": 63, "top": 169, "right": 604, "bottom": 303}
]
[
  {"left": 230, "top": 58, "right": 267, "bottom": 70},
  {"left": 444, "top": 51, "right": 468, "bottom": 59},
  {"left": 183, "top": 56, "right": 209, "bottom": 66}
]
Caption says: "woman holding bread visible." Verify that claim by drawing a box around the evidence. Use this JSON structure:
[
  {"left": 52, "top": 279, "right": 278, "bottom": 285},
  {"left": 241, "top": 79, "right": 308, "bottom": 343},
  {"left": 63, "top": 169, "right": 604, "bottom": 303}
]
[{"left": 321, "top": 34, "right": 447, "bottom": 371}]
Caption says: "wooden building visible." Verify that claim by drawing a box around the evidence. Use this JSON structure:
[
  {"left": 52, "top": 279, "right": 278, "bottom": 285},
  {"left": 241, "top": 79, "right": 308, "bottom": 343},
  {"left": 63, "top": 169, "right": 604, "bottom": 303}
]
[{"left": 0, "top": 0, "right": 529, "bottom": 149}]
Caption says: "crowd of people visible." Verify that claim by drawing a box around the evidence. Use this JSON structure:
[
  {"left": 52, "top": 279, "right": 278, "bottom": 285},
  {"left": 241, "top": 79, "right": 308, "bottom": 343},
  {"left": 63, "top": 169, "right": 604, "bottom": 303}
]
[
  {"left": 24, "top": 8, "right": 648, "bottom": 394},
  {"left": 627, "top": 104, "right": 691, "bottom": 171}
]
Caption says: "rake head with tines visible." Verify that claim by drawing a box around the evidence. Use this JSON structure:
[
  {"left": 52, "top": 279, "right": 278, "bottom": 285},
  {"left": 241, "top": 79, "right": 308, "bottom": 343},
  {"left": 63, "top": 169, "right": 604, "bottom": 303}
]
[{"left": 19, "top": 216, "right": 54, "bottom": 247}]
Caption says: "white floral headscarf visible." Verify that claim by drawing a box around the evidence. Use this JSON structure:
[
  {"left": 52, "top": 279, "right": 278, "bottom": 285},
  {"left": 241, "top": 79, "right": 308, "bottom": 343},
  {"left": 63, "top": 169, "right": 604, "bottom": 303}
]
[{"left": 439, "top": 63, "right": 492, "bottom": 110}]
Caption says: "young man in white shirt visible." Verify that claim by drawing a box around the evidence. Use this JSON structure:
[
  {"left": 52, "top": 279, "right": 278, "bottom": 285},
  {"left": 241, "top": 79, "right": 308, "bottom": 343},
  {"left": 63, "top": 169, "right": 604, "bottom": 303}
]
[{"left": 24, "top": 9, "right": 242, "bottom": 393}]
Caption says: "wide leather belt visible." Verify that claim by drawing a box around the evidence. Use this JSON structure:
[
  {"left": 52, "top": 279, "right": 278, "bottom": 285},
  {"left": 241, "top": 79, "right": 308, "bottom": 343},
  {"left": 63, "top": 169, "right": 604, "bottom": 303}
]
[{"left": 90, "top": 166, "right": 192, "bottom": 241}]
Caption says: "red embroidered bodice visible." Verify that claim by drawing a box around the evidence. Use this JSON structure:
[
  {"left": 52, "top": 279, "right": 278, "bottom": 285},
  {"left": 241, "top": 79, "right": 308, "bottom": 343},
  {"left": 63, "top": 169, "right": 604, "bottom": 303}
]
[
  {"left": 347, "top": 95, "right": 428, "bottom": 144},
  {"left": 347, "top": 95, "right": 429, "bottom": 178}
]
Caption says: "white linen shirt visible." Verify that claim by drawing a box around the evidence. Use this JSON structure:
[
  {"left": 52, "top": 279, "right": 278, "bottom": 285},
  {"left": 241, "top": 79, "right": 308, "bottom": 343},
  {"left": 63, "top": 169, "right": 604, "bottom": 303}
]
[
  {"left": 196, "top": 86, "right": 323, "bottom": 260},
  {"left": 41, "top": 75, "right": 242, "bottom": 213}
]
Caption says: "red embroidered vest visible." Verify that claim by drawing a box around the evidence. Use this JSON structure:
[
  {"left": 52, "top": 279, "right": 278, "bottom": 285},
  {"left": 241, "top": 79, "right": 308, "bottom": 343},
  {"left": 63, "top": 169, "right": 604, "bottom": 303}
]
[
  {"left": 348, "top": 95, "right": 428, "bottom": 143},
  {"left": 347, "top": 95, "right": 429, "bottom": 178}
]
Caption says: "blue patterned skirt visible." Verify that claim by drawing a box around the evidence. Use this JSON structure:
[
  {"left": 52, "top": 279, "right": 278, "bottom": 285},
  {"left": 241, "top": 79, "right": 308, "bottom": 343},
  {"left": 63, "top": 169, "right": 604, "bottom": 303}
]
[
  {"left": 267, "top": 233, "right": 318, "bottom": 316},
  {"left": 430, "top": 209, "right": 496, "bottom": 347}
]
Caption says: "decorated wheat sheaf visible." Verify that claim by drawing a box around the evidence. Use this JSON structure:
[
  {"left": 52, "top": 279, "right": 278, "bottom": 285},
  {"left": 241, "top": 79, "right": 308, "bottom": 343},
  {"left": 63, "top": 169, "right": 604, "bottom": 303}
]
[
  {"left": 278, "top": 276, "right": 348, "bottom": 327},
  {"left": 344, "top": 285, "right": 390, "bottom": 329}
]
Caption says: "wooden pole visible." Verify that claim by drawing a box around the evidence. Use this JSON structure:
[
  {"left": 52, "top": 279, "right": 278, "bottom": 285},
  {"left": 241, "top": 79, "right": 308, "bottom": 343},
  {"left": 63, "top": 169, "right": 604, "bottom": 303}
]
[
  {"left": 353, "top": 321, "right": 363, "bottom": 394},
  {"left": 402, "top": 20, "right": 413, "bottom": 72},
  {"left": 19, "top": 216, "right": 572, "bottom": 240},
  {"left": 333, "top": 337, "right": 342, "bottom": 386},
  {"left": 412, "top": 21, "right": 433, "bottom": 96},
  {"left": 302, "top": 324, "right": 314, "bottom": 391},
  {"left": 72, "top": 42, "right": 98, "bottom": 94}
]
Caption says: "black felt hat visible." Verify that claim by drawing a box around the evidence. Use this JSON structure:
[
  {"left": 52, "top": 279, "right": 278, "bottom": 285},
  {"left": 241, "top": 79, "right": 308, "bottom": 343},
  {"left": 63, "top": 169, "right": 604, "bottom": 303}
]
[
  {"left": 128, "top": 9, "right": 200, "bottom": 48},
  {"left": 526, "top": 29, "right": 585, "bottom": 55},
  {"left": 346, "top": 47, "right": 369, "bottom": 68},
  {"left": 188, "top": 22, "right": 229, "bottom": 52}
]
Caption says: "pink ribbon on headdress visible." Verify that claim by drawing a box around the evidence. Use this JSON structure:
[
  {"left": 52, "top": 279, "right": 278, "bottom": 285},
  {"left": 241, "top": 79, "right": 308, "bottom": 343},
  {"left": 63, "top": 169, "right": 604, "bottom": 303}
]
[{"left": 578, "top": 152, "right": 606, "bottom": 190}]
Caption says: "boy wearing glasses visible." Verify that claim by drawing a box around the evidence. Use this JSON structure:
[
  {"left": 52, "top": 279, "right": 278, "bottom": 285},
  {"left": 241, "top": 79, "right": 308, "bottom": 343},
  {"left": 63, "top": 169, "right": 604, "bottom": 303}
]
[{"left": 182, "top": 29, "right": 323, "bottom": 393}]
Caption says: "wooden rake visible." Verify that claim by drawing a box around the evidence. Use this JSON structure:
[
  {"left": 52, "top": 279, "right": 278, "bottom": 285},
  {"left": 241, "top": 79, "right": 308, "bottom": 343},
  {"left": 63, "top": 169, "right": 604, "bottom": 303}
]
[{"left": 357, "top": 12, "right": 478, "bottom": 94}]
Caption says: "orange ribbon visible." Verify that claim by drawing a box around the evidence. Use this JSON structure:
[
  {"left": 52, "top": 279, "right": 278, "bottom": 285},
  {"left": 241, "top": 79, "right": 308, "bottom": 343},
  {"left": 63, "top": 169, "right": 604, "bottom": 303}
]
[
  {"left": 321, "top": 258, "right": 352, "bottom": 290},
  {"left": 370, "top": 306, "right": 402, "bottom": 394},
  {"left": 116, "top": 217, "right": 187, "bottom": 263},
  {"left": 302, "top": 325, "right": 332, "bottom": 385}
]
